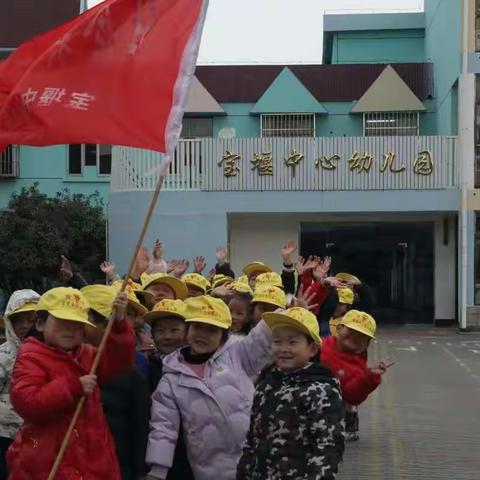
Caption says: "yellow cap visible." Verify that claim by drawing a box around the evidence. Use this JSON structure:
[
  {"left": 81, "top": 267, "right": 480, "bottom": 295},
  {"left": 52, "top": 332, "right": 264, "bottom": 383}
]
[
  {"left": 255, "top": 272, "right": 283, "bottom": 289},
  {"left": 335, "top": 272, "right": 361, "bottom": 285},
  {"left": 184, "top": 295, "right": 232, "bottom": 330},
  {"left": 139, "top": 273, "right": 188, "bottom": 300},
  {"left": 81, "top": 285, "right": 117, "bottom": 319},
  {"left": 264, "top": 307, "right": 321, "bottom": 345},
  {"left": 211, "top": 274, "right": 234, "bottom": 290},
  {"left": 37, "top": 287, "right": 93, "bottom": 326},
  {"left": 337, "top": 287, "right": 354, "bottom": 305},
  {"left": 229, "top": 281, "right": 253, "bottom": 295},
  {"left": 339, "top": 310, "right": 376, "bottom": 340},
  {"left": 144, "top": 299, "right": 187, "bottom": 324},
  {"left": 10, "top": 302, "right": 38, "bottom": 317},
  {"left": 243, "top": 261, "right": 272, "bottom": 277},
  {"left": 111, "top": 280, "right": 148, "bottom": 316},
  {"left": 237, "top": 275, "right": 249, "bottom": 284},
  {"left": 252, "top": 285, "right": 287, "bottom": 309},
  {"left": 182, "top": 273, "right": 211, "bottom": 294}
]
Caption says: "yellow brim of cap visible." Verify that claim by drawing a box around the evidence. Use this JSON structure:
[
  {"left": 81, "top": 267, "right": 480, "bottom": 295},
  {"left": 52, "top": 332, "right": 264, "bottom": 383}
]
[
  {"left": 185, "top": 317, "right": 230, "bottom": 330},
  {"left": 144, "top": 310, "right": 186, "bottom": 324},
  {"left": 10, "top": 303, "right": 38, "bottom": 316},
  {"left": 143, "top": 278, "right": 188, "bottom": 300},
  {"left": 244, "top": 265, "right": 272, "bottom": 276},
  {"left": 340, "top": 323, "right": 376, "bottom": 340},
  {"left": 185, "top": 282, "right": 207, "bottom": 293},
  {"left": 47, "top": 309, "right": 95, "bottom": 328},
  {"left": 135, "top": 290, "right": 155, "bottom": 302},
  {"left": 252, "top": 297, "right": 286, "bottom": 309},
  {"left": 263, "top": 312, "right": 322, "bottom": 345},
  {"left": 128, "top": 299, "right": 148, "bottom": 316}
]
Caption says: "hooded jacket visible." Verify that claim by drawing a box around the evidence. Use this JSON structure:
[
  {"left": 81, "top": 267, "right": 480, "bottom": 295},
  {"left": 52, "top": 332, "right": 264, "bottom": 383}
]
[
  {"left": 146, "top": 320, "right": 273, "bottom": 480},
  {"left": 0, "top": 289, "right": 40, "bottom": 439},
  {"left": 237, "top": 363, "right": 345, "bottom": 480}
]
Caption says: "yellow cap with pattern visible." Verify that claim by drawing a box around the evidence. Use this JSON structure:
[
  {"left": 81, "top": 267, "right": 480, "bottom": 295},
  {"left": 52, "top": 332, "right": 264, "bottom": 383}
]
[
  {"left": 144, "top": 299, "right": 187, "bottom": 324},
  {"left": 339, "top": 309, "right": 376, "bottom": 340},
  {"left": 243, "top": 261, "right": 272, "bottom": 277},
  {"left": 252, "top": 285, "right": 286, "bottom": 309},
  {"left": 264, "top": 307, "right": 321, "bottom": 344},
  {"left": 184, "top": 295, "right": 232, "bottom": 330},
  {"left": 182, "top": 273, "right": 211, "bottom": 294},
  {"left": 254, "top": 271, "right": 283, "bottom": 289},
  {"left": 37, "top": 287, "right": 93, "bottom": 326},
  {"left": 337, "top": 287, "right": 354, "bottom": 305}
]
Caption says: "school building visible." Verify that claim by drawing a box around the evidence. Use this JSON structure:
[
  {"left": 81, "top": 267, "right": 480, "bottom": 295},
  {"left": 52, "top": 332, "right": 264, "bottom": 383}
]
[{"left": 0, "top": 0, "right": 479, "bottom": 328}]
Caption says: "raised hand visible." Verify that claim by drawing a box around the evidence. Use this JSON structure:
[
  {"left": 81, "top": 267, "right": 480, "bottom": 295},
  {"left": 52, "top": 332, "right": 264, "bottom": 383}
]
[
  {"left": 112, "top": 292, "right": 128, "bottom": 321},
  {"left": 295, "top": 256, "right": 306, "bottom": 276},
  {"left": 312, "top": 256, "right": 331, "bottom": 280},
  {"left": 174, "top": 259, "right": 190, "bottom": 278},
  {"left": 371, "top": 360, "right": 395, "bottom": 376},
  {"left": 281, "top": 241, "right": 297, "bottom": 265},
  {"left": 59, "top": 255, "right": 73, "bottom": 281},
  {"left": 216, "top": 247, "right": 228, "bottom": 264},
  {"left": 100, "top": 261, "right": 117, "bottom": 284},
  {"left": 293, "top": 284, "right": 319, "bottom": 312},
  {"left": 193, "top": 256, "right": 207, "bottom": 274},
  {"left": 166, "top": 260, "right": 178, "bottom": 274},
  {"left": 132, "top": 245, "right": 150, "bottom": 278},
  {"left": 153, "top": 239, "right": 163, "bottom": 260}
]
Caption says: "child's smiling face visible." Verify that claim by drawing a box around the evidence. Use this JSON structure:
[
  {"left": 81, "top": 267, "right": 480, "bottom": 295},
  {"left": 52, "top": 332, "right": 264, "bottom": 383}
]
[
  {"left": 187, "top": 322, "right": 224, "bottom": 355},
  {"left": 336, "top": 325, "right": 371, "bottom": 354},
  {"left": 272, "top": 326, "right": 318, "bottom": 371}
]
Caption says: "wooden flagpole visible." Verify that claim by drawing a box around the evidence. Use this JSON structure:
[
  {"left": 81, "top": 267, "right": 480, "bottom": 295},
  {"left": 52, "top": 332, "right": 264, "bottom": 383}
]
[{"left": 47, "top": 161, "right": 169, "bottom": 480}]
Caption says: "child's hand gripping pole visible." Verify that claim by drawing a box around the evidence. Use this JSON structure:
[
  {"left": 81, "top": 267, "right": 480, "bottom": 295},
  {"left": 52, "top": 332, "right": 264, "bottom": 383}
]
[{"left": 47, "top": 157, "right": 171, "bottom": 480}]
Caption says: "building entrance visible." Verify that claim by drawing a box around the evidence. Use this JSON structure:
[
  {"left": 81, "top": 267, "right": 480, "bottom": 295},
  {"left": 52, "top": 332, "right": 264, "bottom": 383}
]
[{"left": 300, "top": 222, "right": 434, "bottom": 324}]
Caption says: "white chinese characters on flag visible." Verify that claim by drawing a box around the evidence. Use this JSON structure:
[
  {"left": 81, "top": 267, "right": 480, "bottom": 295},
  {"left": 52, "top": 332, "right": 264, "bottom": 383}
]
[{"left": 0, "top": 0, "right": 208, "bottom": 153}]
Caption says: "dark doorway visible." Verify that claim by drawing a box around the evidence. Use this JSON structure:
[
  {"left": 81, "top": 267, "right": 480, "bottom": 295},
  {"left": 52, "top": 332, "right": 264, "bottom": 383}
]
[{"left": 300, "top": 222, "right": 434, "bottom": 324}]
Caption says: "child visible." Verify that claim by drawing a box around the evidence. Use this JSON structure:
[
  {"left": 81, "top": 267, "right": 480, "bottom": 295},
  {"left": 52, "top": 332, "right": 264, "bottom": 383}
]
[
  {"left": 228, "top": 291, "right": 253, "bottom": 336},
  {"left": 0, "top": 290, "right": 40, "bottom": 479},
  {"left": 182, "top": 273, "right": 210, "bottom": 298},
  {"left": 251, "top": 285, "right": 287, "bottom": 326},
  {"left": 321, "top": 310, "right": 393, "bottom": 441},
  {"left": 144, "top": 299, "right": 194, "bottom": 480},
  {"left": 81, "top": 285, "right": 151, "bottom": 480},
  {"left": 237, "top": 307, "right": 345, "bottom": 480},
  {"left": 136, "top": 273, "right": 188, "bottom": 310},
  {"left": 146, "top": 295, "right": 273, "bottom": 480},
  {"left": 329, "top": 287, "right": 354, "bottom": 337},
  {"left": 7, "top": 287, "right": 136, "bottom": 480},
  {"left": 243, "top": 261, "right": 272, "bottom": 289}
]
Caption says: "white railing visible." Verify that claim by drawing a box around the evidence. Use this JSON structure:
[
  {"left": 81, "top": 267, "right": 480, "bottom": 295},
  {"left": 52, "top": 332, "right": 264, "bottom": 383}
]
[
  {"left": 111, "top": 136, "right": 458, "bottom": 192},
  {"left": 111, "top": 139, "right": 202, "bottom": 192},
  {"left": 0, "top": 146, "right": 19, "bottom": 178}
]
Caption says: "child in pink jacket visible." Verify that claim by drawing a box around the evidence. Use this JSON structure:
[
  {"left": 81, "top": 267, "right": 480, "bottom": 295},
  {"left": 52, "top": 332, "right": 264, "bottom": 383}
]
[{"left": 146, "top": 295, "right": 273, "bottom": 480}]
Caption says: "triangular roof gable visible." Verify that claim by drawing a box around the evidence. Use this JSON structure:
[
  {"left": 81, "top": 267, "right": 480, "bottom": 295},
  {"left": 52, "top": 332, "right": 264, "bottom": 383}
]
[
  {"left": 351, "top": 65, "right": 425, "bottom": 113},
  {"left": 185, "top": 76, "right": 225, "bottom": 115},
  {"left": 251, "top": 67, "right": 327, "bottom": 114}
]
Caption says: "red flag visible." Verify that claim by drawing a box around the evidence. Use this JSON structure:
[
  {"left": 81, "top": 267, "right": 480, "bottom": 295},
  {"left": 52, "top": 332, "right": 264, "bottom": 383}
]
[{"left": 0, "top": 0, "right": 208, "bottom": 153}]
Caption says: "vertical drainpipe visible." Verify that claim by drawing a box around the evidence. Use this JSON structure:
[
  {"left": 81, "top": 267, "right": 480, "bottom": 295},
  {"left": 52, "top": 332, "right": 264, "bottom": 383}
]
[{"left": 458, "top": 0, "right": 475, "bottom": 330}]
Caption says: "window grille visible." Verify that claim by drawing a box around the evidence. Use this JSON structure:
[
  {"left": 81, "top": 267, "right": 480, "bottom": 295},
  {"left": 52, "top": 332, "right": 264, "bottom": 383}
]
[
  {"left": 363, "top": 112, "right": 419, "bottom": 137},
  {"left": 261, "top": 114, "right": 315, "bottom": 137},
  {"left": 0, "top": 146, "right": 18, "bottom": 177}
]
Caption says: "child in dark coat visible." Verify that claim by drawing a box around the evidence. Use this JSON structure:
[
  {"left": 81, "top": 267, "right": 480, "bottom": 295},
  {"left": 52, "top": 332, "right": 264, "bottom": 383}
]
[{"left": 237, "top": 307, "right": 345, "bottom": 480}]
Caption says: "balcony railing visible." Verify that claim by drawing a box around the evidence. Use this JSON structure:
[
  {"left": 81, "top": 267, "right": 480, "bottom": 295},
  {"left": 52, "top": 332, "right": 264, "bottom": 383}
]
[{"left": 111, "top": 136, "right": 458, "bottom": 192}]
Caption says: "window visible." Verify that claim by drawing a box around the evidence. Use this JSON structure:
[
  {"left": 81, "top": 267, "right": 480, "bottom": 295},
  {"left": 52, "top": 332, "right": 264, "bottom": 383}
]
[
  {"left": 181, "top": 117, "right": 213, "bottom": 138},
  {"left": 0, "top": 146, "right": 18, "bottom": 177},
  {"left": 68, "top": 144, "right": 112, "bottom": 175},
  {"left": 363, "top": 112, "right": 419, "bottom": 136},
  {"left": 261, "top": 114, "right": 315, "bottom": 137}
]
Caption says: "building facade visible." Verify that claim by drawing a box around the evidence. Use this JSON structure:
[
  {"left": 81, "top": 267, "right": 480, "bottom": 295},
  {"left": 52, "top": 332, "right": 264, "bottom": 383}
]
[{"left": 1, "top": 0, "right": 477, "bottom": 328}]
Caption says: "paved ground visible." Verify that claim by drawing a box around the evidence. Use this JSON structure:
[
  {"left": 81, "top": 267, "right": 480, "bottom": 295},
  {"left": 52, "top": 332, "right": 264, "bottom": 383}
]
[{"left": 337, "top": 326, "right": 480, "bottom": 480}]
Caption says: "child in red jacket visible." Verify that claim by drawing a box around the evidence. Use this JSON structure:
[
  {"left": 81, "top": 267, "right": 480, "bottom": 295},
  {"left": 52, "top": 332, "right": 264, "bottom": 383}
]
[
  {"left": 320, "top": 310, "right": 393, "bottom": 441},
  {"left": 7, "top": 287, "right": 136, "bottom": 480}
]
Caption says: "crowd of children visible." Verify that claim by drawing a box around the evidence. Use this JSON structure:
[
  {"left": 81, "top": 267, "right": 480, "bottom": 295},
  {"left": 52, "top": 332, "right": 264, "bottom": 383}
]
[{"left": 0, "top": 240, "right": 393, "bottom": 480}]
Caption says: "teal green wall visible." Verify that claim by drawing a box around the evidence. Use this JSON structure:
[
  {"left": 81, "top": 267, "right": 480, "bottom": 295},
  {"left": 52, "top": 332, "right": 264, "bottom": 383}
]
[
  {"left": 213, "top": 104, "right": 259, "bottom": 137},
  {"left": 424, "top": 0, "right": 461, "bottom": 135},
  {"left": 0, "top": 145, "right": 110, "bottom": 208},
  {"left": 331, "top": 29, "right": 425, "bottom": 64},
  {"left": 317, "top": 103, "right": 362, "bottom": 136}
]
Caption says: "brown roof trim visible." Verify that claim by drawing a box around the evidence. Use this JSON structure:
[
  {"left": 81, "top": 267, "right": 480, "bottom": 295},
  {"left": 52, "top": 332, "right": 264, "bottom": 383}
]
[
  {"left": 0, "top": 0, "right": 81, "bottom": 47},
  {"left": 195, "top": 63, "right": 433, "bottom": 103}
]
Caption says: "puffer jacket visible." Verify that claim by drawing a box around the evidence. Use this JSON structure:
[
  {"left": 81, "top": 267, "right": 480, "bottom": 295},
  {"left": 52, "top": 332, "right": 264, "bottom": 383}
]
[
  {"left": 146, "top": 320, "right": 273, "bottom": 480},
  {"left": 0, "top": 289, "right": 40, "bottom": 439},
  {"left": 237, "top": 363, "right": 345, "bottom": 480}
]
